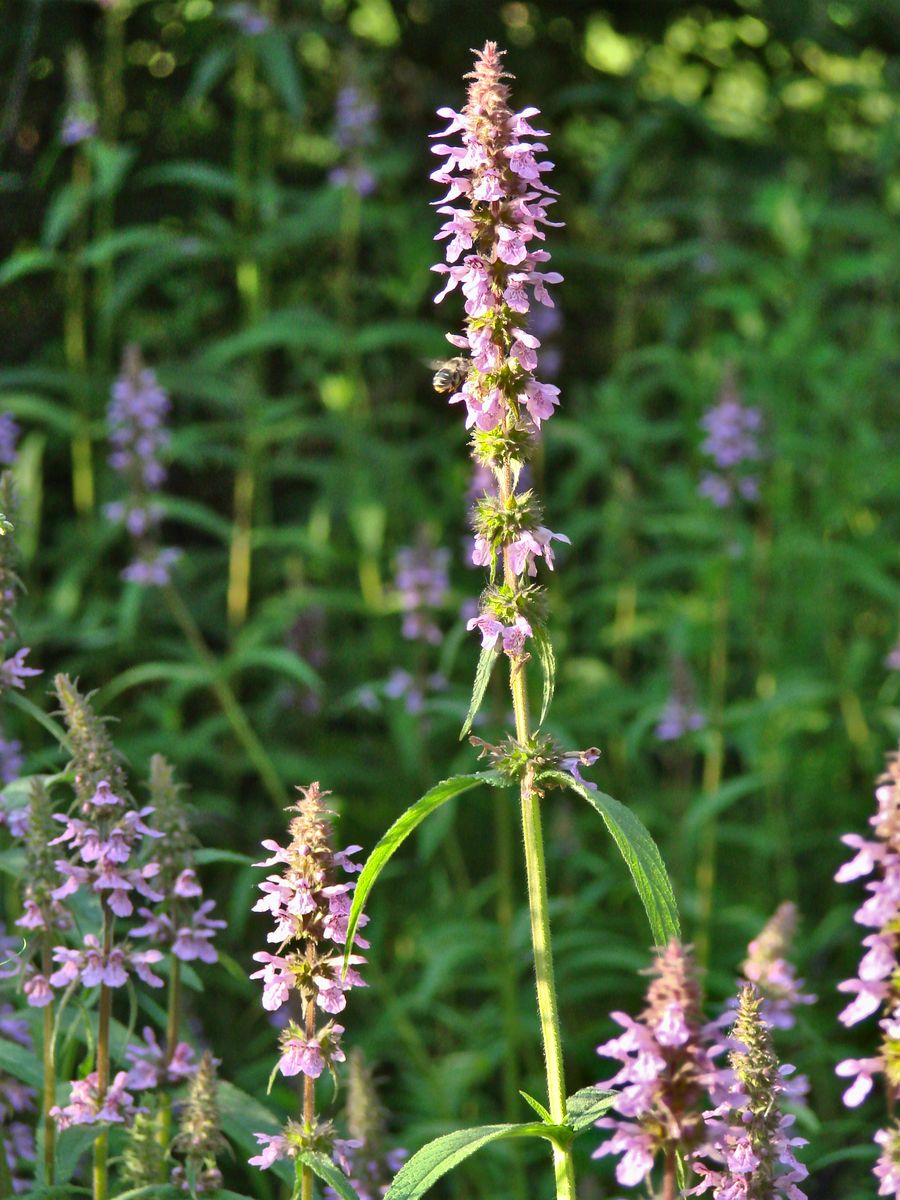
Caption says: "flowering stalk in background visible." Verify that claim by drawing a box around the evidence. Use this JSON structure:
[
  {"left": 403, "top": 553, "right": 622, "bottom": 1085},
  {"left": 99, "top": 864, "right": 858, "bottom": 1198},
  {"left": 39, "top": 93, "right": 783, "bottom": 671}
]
[
  {"left": 325, "top": 1048, "right": 407, "bottom": 1200},
  {"left": 386, "top": 538, "right": 449, "bottom": 713},
  {"left": 741, "top": 902, "right": 816, "bottom": 1031},
  {"left": 105, "top": 345, "right": 179, "bottom": 586},
  {"left": 594, "top": 940, "right": 728, "bottom": 1197},
  {"left": 170, "top": 1051, "right": 228, "bottom": 1194},
  {"left": 248, "top": 782, "right": 367, "bottom": 1200},
  {"left": 329, "top": 84, "right": 377, "bottom": 198},
  {"left": 130, "top": 755, "right": 225, "bottom": 1067},
  {"left": 430, "top": 41, "right": 584, "bottom": 1200},
  {"left": 689, "top": 985, "right": 808, "bottom": 1199},
  {"left": 698, "top": 367, "right": 763, "bottom": 510},
  {"left": 48, "top": 676, "right": 165, "bottom": 1200},
  {"left": 61, "top": 45, "right": 98, "bottom": 146},
  {"left": 834, "top": 743, "right": 900, "bottom": 1193},
  {"left": 655, "top": 655, "right": 706, "bottom": 742}
]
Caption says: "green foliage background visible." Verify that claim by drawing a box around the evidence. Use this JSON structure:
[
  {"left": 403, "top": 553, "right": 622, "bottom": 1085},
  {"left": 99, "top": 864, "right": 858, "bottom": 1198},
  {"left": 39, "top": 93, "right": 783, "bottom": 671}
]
[{"left": 0, "top": 0, "right": 898, "bottom": 1196}]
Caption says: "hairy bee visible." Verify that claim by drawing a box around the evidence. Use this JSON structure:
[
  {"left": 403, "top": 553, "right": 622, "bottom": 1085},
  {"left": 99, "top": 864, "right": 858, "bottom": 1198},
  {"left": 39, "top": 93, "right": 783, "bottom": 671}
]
[{"left": 431, "top": 356, "right": 470, "bottom": 394}]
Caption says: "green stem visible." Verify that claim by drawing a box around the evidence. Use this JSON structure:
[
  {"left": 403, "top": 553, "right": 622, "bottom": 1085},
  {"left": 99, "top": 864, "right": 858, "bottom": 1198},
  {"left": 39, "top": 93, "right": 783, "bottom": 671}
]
[
  {"left": 164, "top": 584, "right": 287, "bottom": 809},
  {"left": 165, "top": 956, "right": 181, "bottom": 1065},
  {"left": 93, "top": 911, "right": 112, "bottom": 1200},
  {"left": 66, "top": 150, "right": 94, "bottom": 517},
  {"left": 41, "top": 936, "right": 56, "bottom": 1186},
  {"left": 694, "top": 558, "right": 731, "bottom": 975}
]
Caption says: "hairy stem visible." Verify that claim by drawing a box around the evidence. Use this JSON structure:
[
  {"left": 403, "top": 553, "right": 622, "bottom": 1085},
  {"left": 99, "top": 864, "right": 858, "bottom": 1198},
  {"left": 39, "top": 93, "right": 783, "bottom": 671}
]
[
  {"left": 663, "top": 1149, "right": 676, "bottom": 1200},
  {"left": 301, "top": 968, "right": 316, "bottom": 1200},
  {"left": 165, "top": 956, "right": 182, "bottom": 1066},
  {"left": 93, "top": 910, "right": 112, "bottom": 1200},
  {"left": 695, "top": 557, "right": 731, "bottom": 974},
  {"left": 41, "top": 935, "right": 55, "bottom": 1185}
]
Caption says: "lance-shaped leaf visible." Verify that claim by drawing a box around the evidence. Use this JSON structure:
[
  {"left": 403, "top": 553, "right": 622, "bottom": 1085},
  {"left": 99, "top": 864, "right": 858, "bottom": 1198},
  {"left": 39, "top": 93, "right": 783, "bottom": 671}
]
[
  {"left": 541, "top": 770, "right": 680, "bottom": 946},
  {"left": 532, "top": 625, "right": 555, "bottom": 726},
  {"left": 296, "top": 1152, "right": 363, "bottom": 1200},
  {"left": 384, "top": 1123, "right": 569, "bottom": 1200},
  {"left": 459, "top": 643, "right": 500, "bottom": 740},
  {"left": 564, "top": 1087, "right": 617, "bottom": 1132},
  {"left": 343, "top": 772, "right": 504, "bottom": 970}
]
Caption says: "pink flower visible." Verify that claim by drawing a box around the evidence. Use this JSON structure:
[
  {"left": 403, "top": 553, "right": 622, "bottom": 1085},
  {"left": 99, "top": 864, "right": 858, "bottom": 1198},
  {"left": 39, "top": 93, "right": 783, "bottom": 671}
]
[
  {"left": 23, "top": 973, "right": 53, "bottom": 1008},
  {"left": 279, "top": 1036, "right": 324, "bottom": 1079},
  {"left": 249, "top": 1132, "right": 289, "bottom": 1169}
]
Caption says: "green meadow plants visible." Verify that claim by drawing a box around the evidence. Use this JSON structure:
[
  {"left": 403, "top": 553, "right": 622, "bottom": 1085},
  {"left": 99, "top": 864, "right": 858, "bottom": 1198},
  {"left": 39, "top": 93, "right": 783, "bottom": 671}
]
[{"left": 0, "top": 6, "right": 898, "bottom": 1200}]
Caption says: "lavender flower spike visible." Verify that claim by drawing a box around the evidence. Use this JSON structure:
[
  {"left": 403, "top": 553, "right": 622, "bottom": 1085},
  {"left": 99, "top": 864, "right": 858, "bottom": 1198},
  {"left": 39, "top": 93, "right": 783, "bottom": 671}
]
[
  {"left": 689, "top": 985, "right": 808, "bottom": 1199},
  {"left": 106, "top": 345, "right": 179, "bottom": 587},
  {"left": 741, "top": 902, "right": 816, "bottom": 1030},
  {"left": 431, "top": 41, "right": 566, "bottom": 650},
  {"left": 593, "top": 940, "right": 730, "bottom": 1189},
  {"left": 249, "top": 783, "right": 367, "bottom": 1171},
  {"left": 698, "top": 367, "right": 763, "bottom": 509}
]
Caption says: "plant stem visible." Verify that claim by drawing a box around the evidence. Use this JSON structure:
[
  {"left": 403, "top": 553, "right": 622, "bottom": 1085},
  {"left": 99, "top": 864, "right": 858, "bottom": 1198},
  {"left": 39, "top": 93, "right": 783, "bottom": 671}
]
[
  {"left": 41, "top": 935, "right": 55, "bottom": 1186},
  {"left": 163, "top": 583, "right": 287, "bottom": 809},
  {"left": 301, "top": 972, "right": 316, "bottom": 1200},
  {"left": 93, "top": 910, "right": 112, "bottom": 1200},
  {"left": 695, "top": 556, "right": 731, "bottom": 974},
  {"left": 165, "top": 957, "right": 182, "bottom": 1065},
  {"left": 498, "top": 456, "right": 574, "bottom": 1200},
  {"left": 66, "top": 149, "right": 94, "bottom": 516},
  {"left": 663, "top": 1149, "right": 676, "bottom": 1200}
]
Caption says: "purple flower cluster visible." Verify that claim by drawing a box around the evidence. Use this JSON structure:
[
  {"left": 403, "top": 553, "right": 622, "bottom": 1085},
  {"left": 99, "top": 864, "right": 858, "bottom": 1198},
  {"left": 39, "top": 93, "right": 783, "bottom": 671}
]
[
  {"left": 250, "top": 783, "right": 368, "bottom": 1171},
  {"left": 689, "top": 986, "right": 808, "bottom": 1200},
  {"left": 593, "top": 941, "right": 730, "bottom": 1188},
  {"left": 125, "top": 1026, "right": 196, "bottom": 1091},
  {"left": 395, "top": 543, "right": 450, "bottom": 646},
  {"left": 61, "top": 46, "right": 97, "bottom": 147},
  {"left": 834, "top": 745, "right": 900, "bottom": 1189},
  {"left": 431, "top": 42, "right": 566, "bottom": 654},
  {"left": 741, "top": 902, "right": 816, "bottom": 1031},
  {"left": 50, "top": 1071, "right": 141, "bottom": 1130},
  {"left": 698, "top": 371, "right": 763, "bottom": 509},
  {"left": 655, "top": 659, "right": 706, "bottom": 742},
  {"left": 106, "top": 345, "right": 179, "bottom": 586},
  {"left": 0, "top": 414, "right": 18, "bottom": 466},
  {"left": 329, "top": 84, "right": 378, "bottom": 197},
  {"left": 0, "top": 737, "right": 23, "bottom": 786},
  {"left": 0, "top": 470, "right": 40, "bottom": 705},
  {"left": 224, "top": 2, "right": 270, "bottom": 34},
  {"left": 129, "top": 757, "right": 226, "bottom": 966}
]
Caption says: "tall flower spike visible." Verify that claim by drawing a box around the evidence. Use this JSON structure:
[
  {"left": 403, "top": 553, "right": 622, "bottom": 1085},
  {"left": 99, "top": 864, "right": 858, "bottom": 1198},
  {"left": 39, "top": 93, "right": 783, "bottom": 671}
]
[
  {"left": 106, "top": 345, "right": 180, "bottom": 587},
  {"left": 741, "top": 902, "right": 816, "bottom": 1031},
  {"left": 130, "top": 756, "right": 225, "bottom": 967},
  {"left": 53, "top": 674, "right": 131, "bottom": 806},
  {"left": 431, "top": 41, "right": 567, "bottom": 652},
  {"left": 593, "top": 940, "right": 730, "bottom": 1190},
  {"left": 170, "top": 1051, "right": 228, "bottom": 1194},
  {"left": 689, "top": 985, "right": 808, "bottom": 1199},
  {"left": 249, "top": 783, "right": 367, "bottom": 1172},
  {"left": 120, "top": 1109, "right": 167, "bottom": 1188},
  {"left": 834, "top": 744, "right": 900, "bottom": 1191}
]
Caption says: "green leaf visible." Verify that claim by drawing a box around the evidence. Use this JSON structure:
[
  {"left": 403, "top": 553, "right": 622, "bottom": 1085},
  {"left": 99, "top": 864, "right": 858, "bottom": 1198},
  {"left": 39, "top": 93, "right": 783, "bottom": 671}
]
[
  {"left": 296, "top": 1152, "right": 362, "bottom": 1200},
  {"left": 254, "top": 30, "right": 304, "bottom": 119},
  {"left": 532, "top": 626, "right": 555, "bottom": 726},
  {"left": 4, "top": 692, "right": 71, "bottom": 749},
  {"left": 0, "top": 1037, "right": 42, "bottom": 1088},
  {"left": 519, "top": 1091, "right": 553, "bottom": 1123},
  {"left": 194, "top": 848, "right": 254, "bottom": 866},
  {"left": 459, "top": 644, "right": 500, "bottom": 740},
  {"left": 564, "top": 1087, "right": 617, "bottom": 1132},
  {"left": 543, "top": 770, "right": 680, "bottom": 946},
  {"left": 385, "top": 1123, "right": 567, "bottom": 1200},
  {"left": 343, "top": 773, "right": 503, "bottom": 968},
  {"left": 217, "top": 1081, "right": 292, "bottom": 1186},
  {"left": 0, "top": 249, "right": 59, "bottom": 287}
]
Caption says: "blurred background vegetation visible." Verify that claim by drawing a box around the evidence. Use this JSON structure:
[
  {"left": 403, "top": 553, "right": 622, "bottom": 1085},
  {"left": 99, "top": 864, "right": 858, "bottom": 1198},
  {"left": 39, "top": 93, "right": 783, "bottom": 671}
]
[{"left": 0, "top": 0, "right": 898, "bottom": 1196}]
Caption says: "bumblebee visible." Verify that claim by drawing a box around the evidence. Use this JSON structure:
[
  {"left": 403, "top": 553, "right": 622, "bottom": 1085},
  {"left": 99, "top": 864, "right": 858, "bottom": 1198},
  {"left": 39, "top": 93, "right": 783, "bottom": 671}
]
[{"left": 431, "top": 356, "right": 470, "bottom": 394}]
